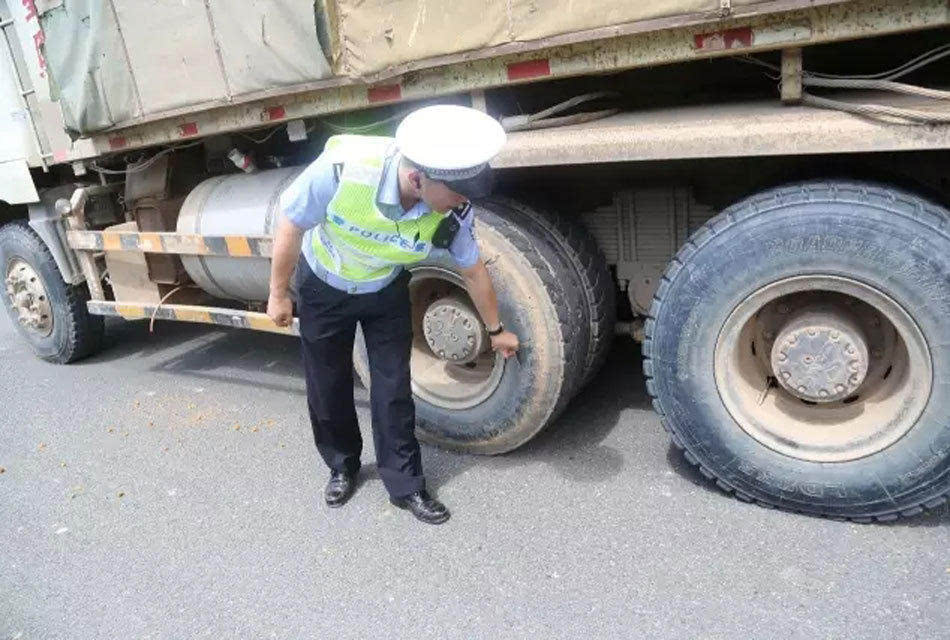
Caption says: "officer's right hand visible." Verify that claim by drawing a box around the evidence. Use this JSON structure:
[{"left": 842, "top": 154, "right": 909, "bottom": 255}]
[{"left": 267, "top": 292, "right": 294, "bottom": 328}]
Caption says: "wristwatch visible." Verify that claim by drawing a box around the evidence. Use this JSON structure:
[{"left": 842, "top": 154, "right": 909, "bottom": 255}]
[{"left": 487, "top": 322, "right": 504, "bottom": 337}]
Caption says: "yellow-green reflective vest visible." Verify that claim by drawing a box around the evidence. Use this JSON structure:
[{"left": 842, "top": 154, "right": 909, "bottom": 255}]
[{"left": 311, "top": 135, "right": 445, "bottom": 283}]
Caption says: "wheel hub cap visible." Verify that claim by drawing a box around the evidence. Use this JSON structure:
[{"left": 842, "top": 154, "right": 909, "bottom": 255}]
[
  {"left": 422, "top": 296, "right": 486, "bottom": 364},
  {"left": 5, "top": 259, "right": 53, "bottom": 337},
  {"left": 714, "top": 275, "right": 932, "bottom": 463},
  {"left": 770, "top": 306, "right": 869, "bottom": 403}
]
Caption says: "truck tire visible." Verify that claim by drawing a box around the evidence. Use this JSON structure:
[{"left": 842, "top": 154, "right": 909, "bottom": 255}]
[
  {"left": 645, "top": 181, "right": 950, "bottom": 521},
  {"left": 487, "top": 197, "right": 616, "bottom": 387},
  {"left": 354, "top": 202, "right": 590, "bottom": 454},
  {"left": 0, "top": 221, "right": 103, "bottom": 363}
]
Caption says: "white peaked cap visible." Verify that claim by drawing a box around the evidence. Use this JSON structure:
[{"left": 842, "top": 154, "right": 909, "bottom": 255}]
[{"left": 395, "top": 105, "right": 507, "bottom": 181}]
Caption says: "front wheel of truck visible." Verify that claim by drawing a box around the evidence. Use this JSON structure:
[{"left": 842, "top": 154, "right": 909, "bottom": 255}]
[{"left": 0, "top": 221, "right": 103, "bottom": 363}]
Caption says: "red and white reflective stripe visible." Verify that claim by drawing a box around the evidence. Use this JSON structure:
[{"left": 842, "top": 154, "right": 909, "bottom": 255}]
[
  {"left": 264, "top": 105, "right": 286, "bottom": 121},
  {"left": 178, "top": 122, "right": 198, "bottom": 137},
  {"left": 506, "top": 59, "right": 551, "bottom": 81},
  {"left": 693, "top": 26, "right": 754, "bottom": 51},
  {"left": 367, "top": 84, "right": 402, "bottom": 103}
]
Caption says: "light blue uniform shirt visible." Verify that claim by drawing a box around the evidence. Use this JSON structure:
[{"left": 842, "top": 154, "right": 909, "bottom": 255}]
[{"left": 279, "top": 145, "right": 479, "bottom": 294}]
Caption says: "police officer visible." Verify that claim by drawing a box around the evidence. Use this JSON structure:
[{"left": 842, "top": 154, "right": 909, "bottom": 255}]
[{"left": 267, "top": 105, "right": 519, "bottom": 525}]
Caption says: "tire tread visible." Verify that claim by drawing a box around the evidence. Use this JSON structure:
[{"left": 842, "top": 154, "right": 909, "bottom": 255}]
[
  {"left": 0, "top": 221, "right": 102, "bottom": 363},
  {"left": 643, "top": 180, "right": 950, "bottom": 522},
  {"left": 486, "top": 197, "right": 616, "bottom": 388}
]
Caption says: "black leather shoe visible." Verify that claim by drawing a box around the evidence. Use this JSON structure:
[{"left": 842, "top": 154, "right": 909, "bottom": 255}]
[
  {"left": 324, "top": 470, "right": 357, "bottom": 508},
  {"left": 390, "top": 490, "right": 450, "bottom": 524}
]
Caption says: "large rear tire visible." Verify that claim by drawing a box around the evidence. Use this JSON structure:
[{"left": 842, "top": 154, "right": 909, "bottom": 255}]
[
  {"left": 486, "top": 197, "right": 615, "bottom": 387},
  {"left": 645, "top": 181, "right": 950, "bottom": 521},
  {"left": 354, "top": 200, "right": 591, "bottom": 454},
  {"left": 0, "top": 221, "right": 103, "bottom": 363}
]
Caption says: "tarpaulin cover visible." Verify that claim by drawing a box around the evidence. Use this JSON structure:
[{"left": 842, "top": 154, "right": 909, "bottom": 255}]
[
  {"left": 39, "top": 0, "right": 845, "bottom": 135},
  {"left": 324, "top": 0, "right": 828, "bottom": 77},
  {"left": 39, "top": 0, "right": 332, "bottom": 136}
]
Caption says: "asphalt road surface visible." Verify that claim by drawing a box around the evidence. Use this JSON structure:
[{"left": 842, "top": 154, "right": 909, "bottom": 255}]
[{"left": 1, "top": 315, "right": 947, "bottom": 640}]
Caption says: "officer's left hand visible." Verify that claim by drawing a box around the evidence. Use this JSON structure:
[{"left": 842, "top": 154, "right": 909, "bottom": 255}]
[{"left": 490, "top": 331, "right": 519, "bottom": 359}]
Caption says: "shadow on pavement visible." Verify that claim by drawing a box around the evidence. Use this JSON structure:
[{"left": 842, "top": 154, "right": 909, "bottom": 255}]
[
  {"left": 85, "top": 318, "right": 313, "bottom": 397},
  {"left": 423, "top": 337, "right": 651, "bottom": 491},
  {"left": 83, "top": 319, "right": 950, "bottom": 526}
]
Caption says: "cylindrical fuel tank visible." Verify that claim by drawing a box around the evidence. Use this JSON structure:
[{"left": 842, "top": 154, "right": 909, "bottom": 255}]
[{"left": 177, "top": 167, "right": 302, "bottom": 301}]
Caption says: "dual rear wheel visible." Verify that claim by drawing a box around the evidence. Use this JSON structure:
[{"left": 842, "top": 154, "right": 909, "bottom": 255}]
[{"left": 354, "top": 197, "right": 616, "bottom": 454}]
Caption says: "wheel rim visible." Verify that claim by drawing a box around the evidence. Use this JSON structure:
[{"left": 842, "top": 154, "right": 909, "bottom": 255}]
[
  {"left": 714, "top": 275, "right": 932, "bottom": 463},
  {"left": 408, "top": 266, "right": 504, "bottom": 410},
  {"left": 5, "top": 258, "right": 53, "bottom": 338}
]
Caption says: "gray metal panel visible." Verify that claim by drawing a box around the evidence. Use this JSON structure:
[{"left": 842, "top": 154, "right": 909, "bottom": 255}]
[
  {"left": 28, "top": 202, "right": 83, "bottom": 284},
  {"left": 580, "top": 186, "right": 720, "bottom": 313},
  {"left": 494, "top": 95, "right": 950, "bottom": 168},
  {"left": 577, "top": 202, "right": 620, "bottom": 265}
]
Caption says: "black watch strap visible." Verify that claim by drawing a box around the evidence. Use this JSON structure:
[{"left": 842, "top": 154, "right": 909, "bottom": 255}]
[{"left": 487, "top": 323, "right": 504, "bottom": 337}]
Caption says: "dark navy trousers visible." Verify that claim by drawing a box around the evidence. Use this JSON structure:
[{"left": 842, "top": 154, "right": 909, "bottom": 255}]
[{"left": 296, "top": 261, "right": 424, "bottom": 499}]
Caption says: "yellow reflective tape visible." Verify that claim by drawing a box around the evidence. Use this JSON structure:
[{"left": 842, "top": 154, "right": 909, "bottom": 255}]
[
  {"left": 247, "top": 314, "right": 288, "bottom": 333},
  {"left": 173, "top": 308, "right": 213, "bottom": 324},
  {"left": 225, "top": 236, "right": 253, "bottom": 257},
  {"left": 139, "top": 233, "right": 162, "bottom": 252},
  {"left": 103, "top": 233, "right": 122, "bottom": 252},
  {"left": 115, "top": 304, "right": 147, "bottom": 319}
]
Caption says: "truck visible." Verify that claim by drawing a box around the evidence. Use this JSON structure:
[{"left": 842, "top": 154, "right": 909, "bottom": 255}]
[{"left": 2, "top": 0, "right": 949, "bottom": 522}]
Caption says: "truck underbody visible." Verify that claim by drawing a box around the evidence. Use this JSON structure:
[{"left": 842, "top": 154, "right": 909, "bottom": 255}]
[{"left": 2, "top": 0, "right": 950, "bottom": 521}]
